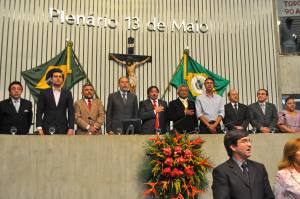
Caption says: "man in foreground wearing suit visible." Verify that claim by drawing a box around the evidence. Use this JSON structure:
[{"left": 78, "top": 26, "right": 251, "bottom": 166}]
[
  {"left": 223, "top": 89, "right": 249, "bottom": 131},
  {"left": 168, "top": 85, "right": 197, "bottom": 133},
  {"left": 138, "top": 86, "right": 168, "bottom": 134},
  {"left": 0, "top": 81, "right": 32, "bottom": 134},
  {"left": 74, "top": 83, "right": 105, "bottom": 135},
  {"left": 106, "top": 76, "right": 138, "bottom": 134},
  {"left": 36, "top": 69, "right": 75, "bottom": 135},
  {"left": 212, "top": 130, "right": 275, "bottom": 199},
  {"left": 248, "top": 89, "right": 278, "bottom": 133}
]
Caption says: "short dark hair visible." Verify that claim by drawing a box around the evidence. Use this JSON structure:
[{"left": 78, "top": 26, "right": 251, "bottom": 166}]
[
  {"left": 257, "top": 88, "right": 268, "bottom": 96},
  {"left": 205, "top": 77, "right": 215, "bottom": 84},
  {"left": 224, "top": 130, "right": 249, "bottom": 157},
  {"left": 285, "top": 96, "right": 295, "bottom": 105},
  {"left": 147, "top": 86, "right": 159, "bottom": 95},
  {"left": 8, "top": 81, "right": 23, "bottom": 92},
  {"left": 51, "top": 68, "right": 64, "bottom": 80}
]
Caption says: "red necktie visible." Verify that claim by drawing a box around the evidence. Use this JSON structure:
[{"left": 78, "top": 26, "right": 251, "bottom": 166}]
[
  {"left": 153, "top": 100, "right": 159, "bottom": 129},
  {"left": 88, "top": 99, "right": 92, "bottom": 111}
]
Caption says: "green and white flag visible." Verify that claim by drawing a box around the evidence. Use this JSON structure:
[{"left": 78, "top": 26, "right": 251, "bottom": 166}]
[
  {"left": 170, "top": 50, "right": 229, "bottom": 100},
  {"left": 21, "top": 42, "right": 86, "bottom": 101}
]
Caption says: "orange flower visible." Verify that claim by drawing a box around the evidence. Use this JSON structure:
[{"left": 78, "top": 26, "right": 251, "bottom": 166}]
[
  {"left": 184, "top": 166, "right": 194, "bottom": 176},
  {"left": 163, "top": 147, "right": 172, "bottom": 156},
  {"left": 170, "top": 168, "right": 184, "bottom": 177},
  {"left": 191, "top": 186, "right": 203, "bottom": 198},
  {"left": 199, "top": 159, "right": 213, "bottom": 168},
  {"left": 191, "top": 138, "right": 203, "bottom": 146},
  {"left": 143, "top": 182, "right": 158, "bottom": 196}
]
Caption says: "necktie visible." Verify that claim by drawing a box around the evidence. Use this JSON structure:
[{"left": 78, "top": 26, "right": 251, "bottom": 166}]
[
  {"left": 88, "top": 99, "right": 92, "bottom": 111},
  {"left": 14, "top": 100, "right": 20, "bottom": 113},
  {"left": 122, "top": 93, "right": 127, "bottom": 104},
  {"left": 241, "top": 162, "right": 250, "bottom": 182},
  {"left": 234, "top": 103, "right": 238, "bottom": 114},
  {"left": 182, "top": 99, "right": 188, "bottom": 109},
  {"left": 153, "top": 100, "right": 159, "bottom": 129},
  {"left": 260, "top": 103, "right": 265, "bottom": 114}
]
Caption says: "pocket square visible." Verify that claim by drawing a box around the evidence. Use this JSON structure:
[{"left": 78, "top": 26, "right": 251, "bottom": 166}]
[{"left": 24, "top": 109, "right": 29, "bottom": 112}]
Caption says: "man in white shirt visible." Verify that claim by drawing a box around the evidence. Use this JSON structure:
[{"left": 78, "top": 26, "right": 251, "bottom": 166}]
[
  {"left": 195, "top": 77, "right": 224, "bottom": 134},
  {"left": 36, "top": 69, "right": 74, "bottom": 135}
]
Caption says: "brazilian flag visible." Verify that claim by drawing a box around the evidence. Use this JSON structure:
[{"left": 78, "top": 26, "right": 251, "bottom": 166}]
[
  {"left": 170, "top": 50, "right": 229, "bottom": 101},
  {"left": 21, "top": 42, "right": 86, "bottom": 101}
]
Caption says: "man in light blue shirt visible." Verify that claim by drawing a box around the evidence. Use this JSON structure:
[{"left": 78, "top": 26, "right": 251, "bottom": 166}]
[{"left": 195, "top": 77, "right": 224, "bottom": 133}]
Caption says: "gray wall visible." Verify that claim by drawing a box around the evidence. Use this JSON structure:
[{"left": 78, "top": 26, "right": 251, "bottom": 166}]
[
  {"left": 0, "top": 134, "right": 298, "bottom": 199},
  {"left": 0, "top": 0, "right": 278, "bottom": 108}
]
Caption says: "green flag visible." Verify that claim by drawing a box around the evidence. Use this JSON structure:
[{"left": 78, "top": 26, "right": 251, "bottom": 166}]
[
  {"left": 170, "top": 50, "right": 229, "bottom": 100},
  {"left": 21, "top": 42, "right": 86, "bottom": 101}
]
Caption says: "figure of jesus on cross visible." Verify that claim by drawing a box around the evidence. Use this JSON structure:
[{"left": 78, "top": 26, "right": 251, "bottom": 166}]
[{"left": 109, "top": 37, "right": 151, "bottom": 94}]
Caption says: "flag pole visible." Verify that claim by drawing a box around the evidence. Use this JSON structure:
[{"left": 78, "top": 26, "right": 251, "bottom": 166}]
[
  {"left": 160, "top": 49, "right": 189, "bottom": 100},
  {"left": 67, "top": 41, "right": 100, "bottom": 99}
]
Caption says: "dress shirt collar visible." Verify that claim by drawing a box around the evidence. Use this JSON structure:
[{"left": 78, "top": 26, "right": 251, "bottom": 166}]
[
  {"left": 232, "top": 157, "right": 247, "bottom": 170},
  {"left": 179, "top": 97, "right": 188, "bottom": 102},
  {"left": 52, "top": 87, "right": 61, "bottom": 92},
  {"left": 10, "top": 97, "right": 20, "bottom": 103},
  {"left": 231, "top": 102, "right": 238, "bottom": 108}
]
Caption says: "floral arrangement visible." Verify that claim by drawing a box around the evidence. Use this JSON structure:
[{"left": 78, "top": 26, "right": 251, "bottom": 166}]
[{"left": 143, "top": 132, "right": 212, "bottom": 199}]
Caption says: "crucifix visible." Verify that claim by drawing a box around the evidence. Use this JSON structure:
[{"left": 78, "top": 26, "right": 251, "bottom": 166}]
[{"left": 109, "top": 37, "right": 151, "bottom": 94}]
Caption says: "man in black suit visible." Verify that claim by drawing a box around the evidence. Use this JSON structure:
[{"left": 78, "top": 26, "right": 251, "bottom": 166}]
[
  {"left": 248, "top": 89, "right": 278, "bottom": 133},
  {"left": 106, "top": 76, "right": 138, "bottom": 134},
  {"left": 36, "top": 69, "right": 74, "bottom": 135},
  {"left": 212, "top": 130, "right": 275, "bottom": 199},
  {"left": 168, "top": 85, "right": 197, "bottom": 133},
  {"left": 138, "top": 86, "right": 168, "bottom": 134},
  {"left": 223, "top": 89, "right": 249, "bottom": 131},
  {"left": 0, "top": 81, "right": 32, "bottom": 134}
]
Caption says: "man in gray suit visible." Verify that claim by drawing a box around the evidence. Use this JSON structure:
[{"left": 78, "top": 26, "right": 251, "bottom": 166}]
[
  {"left": 212, "top": 130, "right": 274, "bottom": 199},
  {"left": 106, "top": 76, "right": 138, "bottom": 134},
  {"left": 248, "top": 89, "right": 278, "bottom": 133}
]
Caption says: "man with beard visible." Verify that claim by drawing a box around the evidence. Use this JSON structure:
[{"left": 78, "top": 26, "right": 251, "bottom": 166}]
[
  {"left": 138, "top": 86, "right": 168, "bottom": 134},
  {"left": 74, "top": 83, "right": 105, "bottom": 135}
]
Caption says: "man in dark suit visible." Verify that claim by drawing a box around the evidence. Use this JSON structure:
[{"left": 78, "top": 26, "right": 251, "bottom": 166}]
[
  {"left": 106, "top": 76, "right": 138, "bottom": 134},
  {"left": 36, "top": 69, "right": 74, "bottom": 135},
  {"left": 138, "top": 86, "right": 168, "bottom": 134},
  {"left": 223, "top": 89, "right": 250, "bottom": 131},
  {"left": 168, "top": 85, "right": 197, "bottom": 133},
  {"left": 0, "top": 81, "right": 32, "bottom": 134},
  {"left": 212, "top": 130, "right": 275, "bottom": 199},
  {"left": 248, "top": 89, "right": 278, "bottom": 133}
]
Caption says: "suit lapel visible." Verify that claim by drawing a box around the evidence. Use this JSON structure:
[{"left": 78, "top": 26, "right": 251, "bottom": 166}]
[
  {"left": 48, "top": 89, "right": 57, "bottom": 108},
  {"left": 247, "top": 161, "right": 257, "bottom": 189},
  {"left": 256, "top": 102, "right": 265, "bottom": 116},
  {"left": 8, "top": 99, "right": 18, "bottom": 114},
  {"left": 228, "top": 159, "right": 250, "bottom": 187},
  {"left": 57, "top": 89, "right": 65, "bottom": 107}
]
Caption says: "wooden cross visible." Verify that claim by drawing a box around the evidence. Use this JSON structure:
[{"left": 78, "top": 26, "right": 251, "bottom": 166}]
[{"left": 109, "top": 37, "right": 152, "bottom": 94}]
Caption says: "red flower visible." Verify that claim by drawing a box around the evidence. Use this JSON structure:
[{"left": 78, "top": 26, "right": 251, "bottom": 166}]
[
  {"left": 164, "top": 157, "right": 173, "bottom": 166},
  {"left": 143, "top": 182, "right": 158, "bottom": 196},
  {"left": 184, "top": 149, "right": 193, "bottom": 159},
  {"left": 163, "top": 147, "right": 172, "bottom": 156},
  {"left": 184, "top": 166, "right": 194, "bottom": 176},
  {"left": 161, "top": 167, "right": 171, "bottom": 175},
  {"left": 176, "top": 156, "right": 186, "bottom": 164},
  {"left": 174, "top": 146, "right": 182, "bottom": 155},
  {"left": 170, "top": 168, "right": 184, "bottom": 177}
]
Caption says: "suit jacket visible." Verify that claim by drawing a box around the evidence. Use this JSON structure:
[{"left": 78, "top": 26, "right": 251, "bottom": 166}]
[
  {"left": 138, "top": 99, "right": 168, "bottom": 134},
  {"left": 212, "top": 158, "right": 275, "bottom": 199},
  {"left": 248, "top": 102, "right": 278, "bottom": 131},
  {"left": 106, "top": 91, "right": 138, "bottom": 132},
  {"left": 74, "top": 98, "right": 105, "bottom": 134},
  {"left": 168, "top": 98, "right": 198, "bottom": 133},
  {"left": 223, "top": 103, "right": 250, "bottom": 130},
  {"left": 0, "top": 98, "right": 32, "bottom": 134},
  {"left": 36, "top": 88, "right": 74, "bottom": 134}
]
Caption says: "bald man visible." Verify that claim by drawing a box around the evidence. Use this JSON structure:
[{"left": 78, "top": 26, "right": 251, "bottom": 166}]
[{"left": 223, "top": 89, "right": 250, "bottom": 131}]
